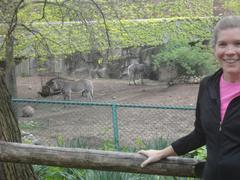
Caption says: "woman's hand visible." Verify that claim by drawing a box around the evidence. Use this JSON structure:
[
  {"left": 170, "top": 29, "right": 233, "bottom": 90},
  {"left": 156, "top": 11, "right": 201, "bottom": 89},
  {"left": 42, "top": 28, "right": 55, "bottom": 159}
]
[
  {"left": 138, "top": 149, "right": 164, "bottom": 167},
  {"left": 138, "top": 146, "right": 177, "bottom": 168}
]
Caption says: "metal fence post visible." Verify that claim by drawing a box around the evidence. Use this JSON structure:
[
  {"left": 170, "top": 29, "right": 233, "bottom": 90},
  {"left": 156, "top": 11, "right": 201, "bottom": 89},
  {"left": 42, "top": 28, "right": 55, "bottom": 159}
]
[{"left": 111, "top": 102, "right": 120, "bottom": 151}]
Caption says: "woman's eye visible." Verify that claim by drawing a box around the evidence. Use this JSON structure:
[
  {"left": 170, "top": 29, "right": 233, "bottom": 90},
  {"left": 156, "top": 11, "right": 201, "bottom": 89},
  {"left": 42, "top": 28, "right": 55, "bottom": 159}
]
[
  {"left": 217, "top": 43, "right": 226, "bottom": 47},
  {"left": 234, "top": 42, "right": 240, "bottom": 46}
]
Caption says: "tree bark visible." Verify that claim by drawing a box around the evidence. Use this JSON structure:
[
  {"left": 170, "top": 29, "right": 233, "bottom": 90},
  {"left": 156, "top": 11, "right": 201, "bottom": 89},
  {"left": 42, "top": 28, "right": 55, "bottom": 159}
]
[
  {"left": 4, "top": 35, "right": 17, "bottom": 98},
  {"left": 0, "top": 75, "right": 37, "bottom": 180},
  {"left": 0, "top": 1, "right": 37, "bottom": 177}
]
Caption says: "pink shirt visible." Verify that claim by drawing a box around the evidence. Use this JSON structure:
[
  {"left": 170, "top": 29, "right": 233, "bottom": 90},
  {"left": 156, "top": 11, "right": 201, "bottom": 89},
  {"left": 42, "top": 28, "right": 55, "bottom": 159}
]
[{"left": 220, "top": 75, "right": 240, "bottom": 122}]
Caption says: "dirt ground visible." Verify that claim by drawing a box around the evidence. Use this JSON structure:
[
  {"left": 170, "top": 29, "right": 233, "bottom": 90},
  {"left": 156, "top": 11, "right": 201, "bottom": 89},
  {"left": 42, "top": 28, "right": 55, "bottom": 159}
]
[
  {"left": 16, "top": 76, "right": 199, "bottom": 106},
  {"left": 16, "top": 76, "right": 200, "bottom": 147}
]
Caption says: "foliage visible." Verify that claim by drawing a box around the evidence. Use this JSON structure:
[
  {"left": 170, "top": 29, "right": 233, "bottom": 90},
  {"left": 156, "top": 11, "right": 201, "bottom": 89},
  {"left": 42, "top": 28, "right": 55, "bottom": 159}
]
[
  {"left": 19, "top": 0, "right": 215, "bottom": 22},
  {"left": 101, "top": 140, "right": 116, "bottom": 151},
  {"left": 2, "top": 0, "right": 240, "bottom": 65},
  {"left": 64, "top": 137, "right": 90, "bottom": 149},
  {"left": 11, "top": 16, "right": 218, "bottom": 63},
  {"left": 187, "top": 146, "right": 207, "bottom": 160},
  {"left": 143, "top": 137, "right": 169, "bottom": 150},
  {"left": 56, "top": 134, "right": 65, "bottom": 147},
  {"left": 1, "top": 0, "right": 220, "bottom": 64},
  {"left": 34, "top": 165, "right": 86, "bottom": 180},
  {"left": 222, "top": 0, "right": 240, "bottom": 15},
  {"left": 84, "top": 170, "right": 198, "bottom": 180},
  {"left": 153, "top": 39, "right": 217, "bottom": 77},
  {"left": 19, "top": 120, "right": 42, "bottom": 131},
  {"left": 85, "top": 0, "right": 215, "bottom": 23}
]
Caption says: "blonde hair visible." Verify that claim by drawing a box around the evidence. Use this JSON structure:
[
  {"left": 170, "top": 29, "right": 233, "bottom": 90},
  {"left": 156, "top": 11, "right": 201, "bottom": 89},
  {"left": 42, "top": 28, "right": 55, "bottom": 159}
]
[{"left": 212, "top": 16, "right": 240, "bottom": 47}]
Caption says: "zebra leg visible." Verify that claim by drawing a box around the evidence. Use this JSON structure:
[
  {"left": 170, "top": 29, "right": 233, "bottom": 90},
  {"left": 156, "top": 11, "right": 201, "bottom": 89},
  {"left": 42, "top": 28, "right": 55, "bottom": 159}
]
[
  {"left": 63, "top": 91, "right": 71, "bottom": 101},
  {"left": 133, "top": 73, "right": 137, "bottom": 85},
  {"left": 81, "top": 89, "right": 92, "bottom": 101},
  {"left": 87, "top": 92, "right": 93, "bottom": 101},
  {"left": 81, "top": 89, "right": 86, "bottom": 97},
  {"left": 128, "top": 73, "right": 132, "bottom": 85},
  {"left": 63, "top": 93, "right": 68, "bottom": 108},
  {"left": 68, "top": 91, "right": 72, "bottom": 101},
  {"left": 63, "top": 93, "right": 67, "bottom": 100},
  {"left": 140, "top": 73, "right": 144, "bottom": 85},
  {"left": 89, "top": 89, "right": 93, "bottom": 101}
]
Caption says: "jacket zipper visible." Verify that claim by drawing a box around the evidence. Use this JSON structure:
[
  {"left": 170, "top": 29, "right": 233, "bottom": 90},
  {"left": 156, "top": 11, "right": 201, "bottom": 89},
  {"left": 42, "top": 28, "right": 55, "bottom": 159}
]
[
  {"left": 219, "top": 96, "right": 240, "bottom": 132},
  {"left": 219, "top": 121, "right": 222, "bottom": 132},
  {"left": 218, "top": 96, "right": 240, "bottom": 132}
]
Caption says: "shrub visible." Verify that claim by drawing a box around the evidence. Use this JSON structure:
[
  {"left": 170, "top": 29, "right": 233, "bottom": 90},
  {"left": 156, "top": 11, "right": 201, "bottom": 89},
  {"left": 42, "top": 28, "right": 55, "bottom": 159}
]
[{"left": 153, "top": 41, "right": 218, "bottom": 78}]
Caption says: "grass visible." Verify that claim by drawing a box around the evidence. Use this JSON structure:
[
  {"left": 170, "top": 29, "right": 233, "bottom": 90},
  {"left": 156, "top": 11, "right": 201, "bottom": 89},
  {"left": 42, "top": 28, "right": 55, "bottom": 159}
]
[{"left": 19, "top": 120, "right": 43, "bottom": 131}]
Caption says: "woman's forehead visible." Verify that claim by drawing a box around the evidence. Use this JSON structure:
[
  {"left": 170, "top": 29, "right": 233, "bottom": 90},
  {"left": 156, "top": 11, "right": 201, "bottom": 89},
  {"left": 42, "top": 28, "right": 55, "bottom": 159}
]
[{"left": 217, "top": 28, "right": 240, "bottom": 41}]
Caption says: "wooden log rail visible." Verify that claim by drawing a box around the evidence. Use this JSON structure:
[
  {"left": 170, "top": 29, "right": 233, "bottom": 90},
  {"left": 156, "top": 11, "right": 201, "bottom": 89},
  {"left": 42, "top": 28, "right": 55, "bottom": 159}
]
[{"left": 0, "top": 141, "right": 205, "bottom": 177}]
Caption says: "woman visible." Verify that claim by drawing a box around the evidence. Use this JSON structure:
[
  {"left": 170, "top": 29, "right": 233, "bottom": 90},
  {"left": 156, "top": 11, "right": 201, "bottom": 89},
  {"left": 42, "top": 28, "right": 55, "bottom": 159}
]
[{"left": 138, "top": 16, "right": 240, "bottom": 180}]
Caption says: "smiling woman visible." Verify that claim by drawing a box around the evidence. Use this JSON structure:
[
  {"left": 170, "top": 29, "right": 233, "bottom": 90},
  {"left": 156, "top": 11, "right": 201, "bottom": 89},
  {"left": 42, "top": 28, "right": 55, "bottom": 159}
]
[
  {"left": 138, "top": 16, "right": 240, "bottom": 180},
  {"left": 214, "top": 28, "right": 240, "bottom": 81}
]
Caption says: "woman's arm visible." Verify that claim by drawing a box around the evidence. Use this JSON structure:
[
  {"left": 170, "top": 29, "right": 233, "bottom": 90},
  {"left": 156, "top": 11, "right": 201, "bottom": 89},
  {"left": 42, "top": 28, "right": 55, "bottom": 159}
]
[{"left": 138, "top": 78, "right": 209, "bottom": 168}]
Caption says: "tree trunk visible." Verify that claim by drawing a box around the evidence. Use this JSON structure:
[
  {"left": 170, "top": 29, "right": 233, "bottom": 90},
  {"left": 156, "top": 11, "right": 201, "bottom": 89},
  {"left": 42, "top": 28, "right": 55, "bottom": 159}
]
[
  {"left": 0, "top": 74, "right": 37, "bottom": 180},
  {"left": 5, "top": 67, "right": 17, "bottom": 98},
  {"left": 4, "top": 35, "right": 17, "bottom": 98}
]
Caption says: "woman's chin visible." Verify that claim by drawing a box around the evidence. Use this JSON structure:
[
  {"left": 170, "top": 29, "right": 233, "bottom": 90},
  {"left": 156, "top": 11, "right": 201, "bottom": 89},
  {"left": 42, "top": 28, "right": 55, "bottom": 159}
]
[{"left": 224, "top": 69, "right": 240, "bottom": 78}]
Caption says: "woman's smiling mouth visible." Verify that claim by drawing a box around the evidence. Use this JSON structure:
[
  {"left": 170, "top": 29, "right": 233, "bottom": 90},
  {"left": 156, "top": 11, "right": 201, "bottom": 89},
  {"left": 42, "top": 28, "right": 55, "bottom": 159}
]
[{"left": 223, "top": 59, "right": 240, "bottom": 64}]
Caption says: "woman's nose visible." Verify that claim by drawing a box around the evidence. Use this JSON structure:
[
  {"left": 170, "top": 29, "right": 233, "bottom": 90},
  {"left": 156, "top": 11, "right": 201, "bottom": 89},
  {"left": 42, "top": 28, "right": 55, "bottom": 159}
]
[{"left": 225, "top": 45, "right": 237, "bottom": 55}]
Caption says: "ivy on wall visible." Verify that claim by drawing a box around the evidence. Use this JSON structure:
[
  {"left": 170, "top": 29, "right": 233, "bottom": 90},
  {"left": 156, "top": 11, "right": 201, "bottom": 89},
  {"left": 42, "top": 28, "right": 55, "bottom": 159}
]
[
  {"left": 222, "top": 0, "right": 240, "bottom": 15},
  {"left": 100, "top": 0, "right": 214, "bottom": 19},
  {"left": 18, "top": 0, "right": 214, "bottom": 21},
  {"left": 1, "top": 0, "right": 223, "bottom": 62},
  {"left": 13, "top": 16, "right": 218, "bottom": 59}
]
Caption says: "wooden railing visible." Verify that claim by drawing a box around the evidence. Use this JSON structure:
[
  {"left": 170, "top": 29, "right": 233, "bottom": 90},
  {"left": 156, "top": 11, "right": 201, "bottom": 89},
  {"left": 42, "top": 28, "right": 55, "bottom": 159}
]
[{"left": 0, "top": 141, "right": 205, "bottom": 177}]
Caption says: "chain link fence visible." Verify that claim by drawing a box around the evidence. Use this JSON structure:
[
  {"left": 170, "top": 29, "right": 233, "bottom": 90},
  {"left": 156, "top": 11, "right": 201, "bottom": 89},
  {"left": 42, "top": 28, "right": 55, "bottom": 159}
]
[{"left": 13, "top": 99, "right": 196, "bottom": 150}]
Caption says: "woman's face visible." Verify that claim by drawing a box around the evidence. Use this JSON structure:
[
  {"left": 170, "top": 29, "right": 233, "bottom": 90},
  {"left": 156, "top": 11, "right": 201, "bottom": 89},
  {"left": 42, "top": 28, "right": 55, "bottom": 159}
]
[{"left": 214, "top": 28, "right": 240, "bottom": 77}]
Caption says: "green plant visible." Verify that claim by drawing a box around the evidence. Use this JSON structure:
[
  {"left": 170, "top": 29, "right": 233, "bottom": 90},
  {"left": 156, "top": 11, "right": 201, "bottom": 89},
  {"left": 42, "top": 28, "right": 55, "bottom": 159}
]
[
  {"left": 64, "top": 137, "right": 89, "bottom": 149},
  {"left": 11, "top": 14, "right": 218, "bottom": 63},
  {"left": 222, "top": 0, "right": 240, "bottom": 15},
  {"left": 56, "top": 134, "right": 65, "bottom": 147},
  {"left": 143, "top": 137, "right": 169, "bottom": 150},
  {"left": 33, "top": 165, "right": 86, "bottom": 180},
  {"left": 19, "top": 120, "right": 42, "bottom": 131},
  {"left": 188, "top": 146, "right": 207, "bottom": 160},
  {"left": 101, "top": 140, "right": 116, "bottom": 151},
  {"left": 153, "top": 40, "right": 217, "bottom": 78}
]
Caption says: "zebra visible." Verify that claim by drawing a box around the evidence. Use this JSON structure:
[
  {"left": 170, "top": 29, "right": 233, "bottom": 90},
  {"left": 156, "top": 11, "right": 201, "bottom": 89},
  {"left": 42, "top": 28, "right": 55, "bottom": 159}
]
[
  {"left": 38, "top": 77, "right": 93, "bottom": 101},
  {"left": 127, "top": 63, "right": 146, "bottom": 85}
]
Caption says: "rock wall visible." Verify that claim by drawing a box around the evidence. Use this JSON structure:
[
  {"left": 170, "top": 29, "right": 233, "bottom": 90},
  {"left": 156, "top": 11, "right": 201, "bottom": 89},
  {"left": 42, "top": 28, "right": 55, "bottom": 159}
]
[{"left": 16, "top": 45, "right": 163, "bottom": 80}]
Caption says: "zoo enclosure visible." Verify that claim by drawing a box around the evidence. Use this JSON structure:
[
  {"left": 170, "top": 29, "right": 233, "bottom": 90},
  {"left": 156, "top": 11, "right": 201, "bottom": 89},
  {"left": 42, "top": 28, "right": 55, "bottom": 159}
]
[{"left": 13, "top": 98, "right": 196, "bottom": 150}]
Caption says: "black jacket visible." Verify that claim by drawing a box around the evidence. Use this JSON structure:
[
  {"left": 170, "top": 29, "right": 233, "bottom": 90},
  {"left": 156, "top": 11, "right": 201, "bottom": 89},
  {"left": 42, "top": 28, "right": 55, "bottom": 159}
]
[{"left": 171, "top": 69, "right": 240, "bottom": 180}]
